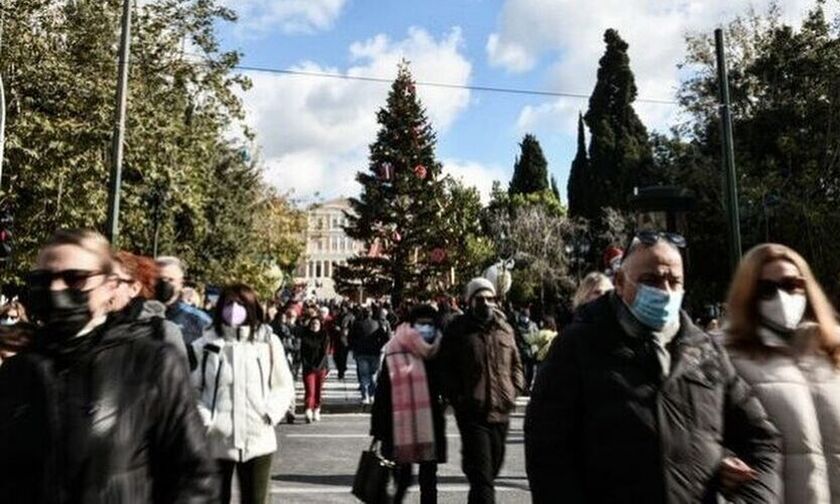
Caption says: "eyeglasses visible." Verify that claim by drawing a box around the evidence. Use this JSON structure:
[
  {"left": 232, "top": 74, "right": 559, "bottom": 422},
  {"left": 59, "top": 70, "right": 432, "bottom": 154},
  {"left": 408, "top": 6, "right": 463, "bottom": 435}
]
[
  {"left": 27, "top": 269, "right": 107, "bottom": 290},
  {"left": 633, "top": 231, "right": 686, "bottom": 249},
  {"left": 474, "top": 295, "right": 496, "bottom": 303},
  {"left": 756, "top": 277, "right": 806, "bottom": 300}
]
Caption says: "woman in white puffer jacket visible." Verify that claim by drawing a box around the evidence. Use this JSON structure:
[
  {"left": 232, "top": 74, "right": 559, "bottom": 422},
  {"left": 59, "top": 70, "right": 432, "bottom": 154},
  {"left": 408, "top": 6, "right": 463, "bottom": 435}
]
[
  {"left": 191, "top": 283, "right": 294, "bottom": 504},
  {"left": 725, "top": 244, "right": 840, "bottom": 503}
]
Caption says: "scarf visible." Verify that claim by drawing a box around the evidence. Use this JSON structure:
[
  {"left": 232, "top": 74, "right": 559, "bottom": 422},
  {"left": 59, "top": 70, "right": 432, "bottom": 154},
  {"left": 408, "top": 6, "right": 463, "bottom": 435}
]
[{"left": 384, "top": 323, "right": 440, "bottom": 463}]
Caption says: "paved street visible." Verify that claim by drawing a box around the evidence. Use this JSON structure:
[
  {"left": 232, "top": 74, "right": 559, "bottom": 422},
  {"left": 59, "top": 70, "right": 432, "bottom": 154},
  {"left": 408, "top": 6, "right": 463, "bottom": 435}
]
[
  {"left": 269, "top": 412, "right": 530, "bottom": 503},
  {"left": 265, "top": 358, "right": 531, "bottom": 503}
]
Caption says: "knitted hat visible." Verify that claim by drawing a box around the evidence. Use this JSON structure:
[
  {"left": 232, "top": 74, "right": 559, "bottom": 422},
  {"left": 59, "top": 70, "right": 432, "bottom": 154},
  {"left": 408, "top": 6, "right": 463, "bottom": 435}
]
[
  {"left": 603, "top": 246, "right": 624, "bottom": 269},
  {"left": 465, "top": 277, "right": 496, "bottom": 302}
]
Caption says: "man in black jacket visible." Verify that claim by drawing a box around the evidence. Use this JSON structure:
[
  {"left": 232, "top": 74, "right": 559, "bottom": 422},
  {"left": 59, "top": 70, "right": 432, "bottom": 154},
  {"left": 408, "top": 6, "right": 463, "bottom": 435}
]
[
  {"left": 0, "top": 229, "right": 217, "bottom": 503},
  {"left": 525, "top": 232, "right": 781, "bottom": 503},
  {"left": 349, "top": 306, "right": 387, "bottom": 405}
]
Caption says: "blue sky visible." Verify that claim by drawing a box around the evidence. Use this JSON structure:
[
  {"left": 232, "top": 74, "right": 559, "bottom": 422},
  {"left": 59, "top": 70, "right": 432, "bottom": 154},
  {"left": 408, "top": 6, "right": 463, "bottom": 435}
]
[{"left": 215, "top": 0, "right": 828, "bottom": 204}]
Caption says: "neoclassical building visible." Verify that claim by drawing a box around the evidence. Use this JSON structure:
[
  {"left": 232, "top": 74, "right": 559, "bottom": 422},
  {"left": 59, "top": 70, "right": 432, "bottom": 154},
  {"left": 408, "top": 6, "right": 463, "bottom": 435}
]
[{"left": 294, "top": 198, "right": 364, "bottom": 299}]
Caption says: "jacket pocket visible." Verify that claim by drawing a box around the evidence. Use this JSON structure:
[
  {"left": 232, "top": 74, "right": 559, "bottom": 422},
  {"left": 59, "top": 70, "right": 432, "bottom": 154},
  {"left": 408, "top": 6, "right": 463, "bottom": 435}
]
[{"left": 684, "top": 371, "right": 724, "bottom": 435}]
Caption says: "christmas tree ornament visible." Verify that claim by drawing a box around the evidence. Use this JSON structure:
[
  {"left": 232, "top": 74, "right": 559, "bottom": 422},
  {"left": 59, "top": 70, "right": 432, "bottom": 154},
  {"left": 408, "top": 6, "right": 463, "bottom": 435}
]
[
  {"left": 377, "top": 162, "right": 394, "bottom": 181},
  {"left": 413, "top": 164, "right": 427, "bottom": 179},
  {"left": 392, "top": 230, "right": 402, "bottom": 243},
  {"left": 430, "top": 247, "right": 447, "bottom": 264}
]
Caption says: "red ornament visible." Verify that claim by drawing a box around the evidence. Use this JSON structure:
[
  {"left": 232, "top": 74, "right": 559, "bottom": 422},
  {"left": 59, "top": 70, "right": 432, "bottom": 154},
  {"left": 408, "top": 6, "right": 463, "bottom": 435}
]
[
  {"left": 430, "top": 247, "right": 447, "bottom": 264},
  {"left": 392, "top": 230, "right": 402, "bottom": 243},
  {"left": 413, "top": 164, "right": 427, "bottom": 179}
]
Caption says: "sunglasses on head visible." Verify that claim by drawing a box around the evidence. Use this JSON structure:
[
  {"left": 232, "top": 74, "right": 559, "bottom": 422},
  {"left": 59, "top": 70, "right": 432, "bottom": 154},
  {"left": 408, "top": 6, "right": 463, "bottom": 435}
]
[
  {"left": 633, "top": 231, "right": 687, "bottom": 249},
  {"left": 27, "top": 269, "right": 107, "bottom": 290},
  {"left": 756, "top": 277, "right": 806, "bottom": 300}
]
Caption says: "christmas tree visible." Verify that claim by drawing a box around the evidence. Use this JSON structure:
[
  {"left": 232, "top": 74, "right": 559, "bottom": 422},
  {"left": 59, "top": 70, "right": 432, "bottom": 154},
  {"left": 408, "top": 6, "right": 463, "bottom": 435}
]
[{"left": 335, "top": 62, "right": 450, "bottom": 307}]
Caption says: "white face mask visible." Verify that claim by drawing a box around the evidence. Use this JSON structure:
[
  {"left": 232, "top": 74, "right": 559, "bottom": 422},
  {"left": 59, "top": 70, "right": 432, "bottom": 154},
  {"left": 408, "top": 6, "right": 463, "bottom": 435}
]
[{"left": 759, "top": 290, "right": 807, "bottom": 332}]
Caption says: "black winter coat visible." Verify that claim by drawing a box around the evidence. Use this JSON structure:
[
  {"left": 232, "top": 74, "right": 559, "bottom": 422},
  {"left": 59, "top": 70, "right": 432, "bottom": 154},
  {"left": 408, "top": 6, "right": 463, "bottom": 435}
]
[
  {"left": 349, "top": 317, "right": 386, "bottom": 356},
  {"left": 525, "top": 294, "right": 781, "bottom": 504},
  {"left": 0, "top": 316, "right": 218, "bottom": 504},
  {"left": 299, "top": 328, "right": 329, "bottom": 373},
  {"left": 369, "top": 358, "right": 447, "bottom": 463}
]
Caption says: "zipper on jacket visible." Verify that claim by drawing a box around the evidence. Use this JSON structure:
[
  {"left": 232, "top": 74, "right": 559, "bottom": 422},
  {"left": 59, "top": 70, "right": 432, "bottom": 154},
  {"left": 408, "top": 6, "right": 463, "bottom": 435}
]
[
  {"left": 257, "top": 358, "right": 266, "bottom": 398},
  {"left": 210, "top": 357, "right": 224, "bottom": 419}
]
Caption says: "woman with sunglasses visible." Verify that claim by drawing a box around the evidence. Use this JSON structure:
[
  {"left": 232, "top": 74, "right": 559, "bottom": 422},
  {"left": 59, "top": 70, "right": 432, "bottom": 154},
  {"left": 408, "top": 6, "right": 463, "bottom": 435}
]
[
  {"left": 191, "top": 283, "right": 294, "bottom": 504},
  {"left": 0, "top": 229, "right": 219, "bottom": 503},
  {"left": 725, "top": 243, "right": 840, "bottom": 503},
  {"left": 108, "top": 251, "right": 188, "bottom": 361}
]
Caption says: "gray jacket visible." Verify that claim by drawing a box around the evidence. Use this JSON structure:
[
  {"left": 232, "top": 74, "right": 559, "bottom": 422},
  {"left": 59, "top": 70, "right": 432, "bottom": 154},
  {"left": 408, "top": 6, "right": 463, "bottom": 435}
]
[{"left": 139, "top": 300, "right": 189, "bottom": 362}]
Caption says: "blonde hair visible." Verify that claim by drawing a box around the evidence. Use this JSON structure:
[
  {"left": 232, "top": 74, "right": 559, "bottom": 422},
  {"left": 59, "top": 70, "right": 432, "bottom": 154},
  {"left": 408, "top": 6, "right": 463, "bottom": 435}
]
[
  {"left": 41, "top": 229, "right": 114, "bottom": 272},
  {"left": 726, "top": 243, "right": 840, "bottom": 366},
  {"left": 573, "top": 272, "right": 613, "bottom": 309}
]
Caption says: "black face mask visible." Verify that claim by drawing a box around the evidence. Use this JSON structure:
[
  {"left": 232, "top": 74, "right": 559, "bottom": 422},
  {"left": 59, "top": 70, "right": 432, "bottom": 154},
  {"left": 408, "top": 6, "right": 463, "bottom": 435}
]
[
  {"left": 30, "top": 287, "right": 93, "bottom": 339},
  {"left": 473, "top": 302, "right": 495, "bottom": 323},
  {"left": 155, "top": 280, "right": 176, "bottom": 305}
]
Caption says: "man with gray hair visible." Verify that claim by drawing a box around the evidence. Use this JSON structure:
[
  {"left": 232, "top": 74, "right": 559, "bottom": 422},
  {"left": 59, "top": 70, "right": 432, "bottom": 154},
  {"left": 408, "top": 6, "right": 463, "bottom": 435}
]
[
  {"left": 525, "top": 231, "right": 781, "bottom": 503},
  {"left": 156, "top": 256, "right": 211, "bottom": 369},
  {"left": 439, "top": 277, "right": 524, "bottom": 504}
]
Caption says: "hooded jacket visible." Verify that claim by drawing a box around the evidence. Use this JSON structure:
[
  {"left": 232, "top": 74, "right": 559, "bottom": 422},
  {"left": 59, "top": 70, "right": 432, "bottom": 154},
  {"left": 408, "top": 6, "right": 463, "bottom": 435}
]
[
  {"left": 525, "top": 293, "right": 781, "bottom": 504},
  {"left": 729, "top": 324, "right": 840, "bottom": 503},
  {"left": 0, "top": 315, "right": 218, "bottom": 503},
  {"left": 191, "top": 324, "right": 294, "bottom": 462}
]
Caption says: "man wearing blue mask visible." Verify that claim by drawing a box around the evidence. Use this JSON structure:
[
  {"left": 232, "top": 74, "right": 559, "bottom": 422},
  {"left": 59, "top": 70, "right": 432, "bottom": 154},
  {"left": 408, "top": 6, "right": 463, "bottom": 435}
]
[{"left": 525, "top": 232, "right": 782, "bottom": 503}]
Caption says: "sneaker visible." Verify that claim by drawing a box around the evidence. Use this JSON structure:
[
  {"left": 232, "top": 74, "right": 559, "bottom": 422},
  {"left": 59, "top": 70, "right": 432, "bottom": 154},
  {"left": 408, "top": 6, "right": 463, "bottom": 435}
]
[
  {"left": 304, "top": 409, "right": 313, "bottom": 424},
  {"left": 313, "top": 408, "right": 321, "bottom": 422},
  {"left": 361, "top": 396, "right": 370, "bottom": 405}
]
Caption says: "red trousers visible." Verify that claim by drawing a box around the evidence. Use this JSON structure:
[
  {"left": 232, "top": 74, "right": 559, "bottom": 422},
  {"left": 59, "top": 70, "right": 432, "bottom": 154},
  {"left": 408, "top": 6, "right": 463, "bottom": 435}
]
[{"left": 303, "top": 370, "right": 327, "bottom": 410}]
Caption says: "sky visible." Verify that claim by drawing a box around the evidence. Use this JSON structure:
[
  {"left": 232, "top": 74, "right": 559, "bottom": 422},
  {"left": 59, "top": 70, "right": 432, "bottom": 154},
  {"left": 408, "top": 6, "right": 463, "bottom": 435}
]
[{"left": 215, "top": 0, "right": 831, "bottom": 205}]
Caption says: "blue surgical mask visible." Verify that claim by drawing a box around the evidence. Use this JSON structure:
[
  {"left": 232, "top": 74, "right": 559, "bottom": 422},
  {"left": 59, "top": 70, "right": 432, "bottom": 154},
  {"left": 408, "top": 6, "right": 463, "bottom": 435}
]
[
  {"left": 415, "top": 324, "right": 436, "bottom": 343},
  {"left": 628, "top": 283, "right": 684, "bottom": 330}
]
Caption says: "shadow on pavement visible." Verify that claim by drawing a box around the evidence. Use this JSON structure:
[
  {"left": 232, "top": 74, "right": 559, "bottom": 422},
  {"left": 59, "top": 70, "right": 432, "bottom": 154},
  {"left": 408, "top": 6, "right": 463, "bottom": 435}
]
[{"left": 271, "top": 473, "right": 529, "bottom": 491}]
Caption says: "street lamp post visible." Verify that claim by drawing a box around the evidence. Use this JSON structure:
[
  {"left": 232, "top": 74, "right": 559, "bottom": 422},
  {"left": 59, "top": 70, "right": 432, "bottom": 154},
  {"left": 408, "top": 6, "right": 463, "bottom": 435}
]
[{"left": 105, "top": 0, "right": 132, "bottom": 244}]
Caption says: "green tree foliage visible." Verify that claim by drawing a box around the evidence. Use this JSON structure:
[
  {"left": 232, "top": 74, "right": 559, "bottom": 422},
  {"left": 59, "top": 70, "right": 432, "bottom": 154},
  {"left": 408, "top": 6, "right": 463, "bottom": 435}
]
[
  {"left": 336, "top": 62, "right": 451, "bottom": 306},
  {"left": 567, "top": 113, "right": 591, "bottom": 218},
  {"left": 584, "top": 29, "right": 655, "bottom": 213},
  {"left": 0, "top": 0, "right": 304, "bottom": 295},
  {"left": 509, "top": 134, "right": 550, "bottom": 196}
]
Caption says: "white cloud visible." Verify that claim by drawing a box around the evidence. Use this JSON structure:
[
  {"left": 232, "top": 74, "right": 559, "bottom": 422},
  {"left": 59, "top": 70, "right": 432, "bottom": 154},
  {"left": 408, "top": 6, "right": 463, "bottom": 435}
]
[
  {"left": 224, "top": 0, "right": 347, "bottom": 35},
  {"left": 239, "top": 27, "right": 473, "bottom": 200},
  {"left": 443, "top": 159, "right": 508, "bottom": 204},
  {"left": 489, "top": 0, "right": 837, "bottom": 132}
]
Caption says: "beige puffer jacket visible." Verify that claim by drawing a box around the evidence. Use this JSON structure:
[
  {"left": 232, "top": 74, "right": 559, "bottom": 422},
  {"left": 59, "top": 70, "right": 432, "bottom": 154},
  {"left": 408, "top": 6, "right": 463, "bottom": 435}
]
[{"left": 729, "top": 325, "right": 840, "bottom": 503}]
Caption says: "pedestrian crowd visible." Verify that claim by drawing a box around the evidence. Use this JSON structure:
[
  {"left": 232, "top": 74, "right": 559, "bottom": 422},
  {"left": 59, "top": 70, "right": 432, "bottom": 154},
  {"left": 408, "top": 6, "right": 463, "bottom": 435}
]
[{"left": 1, "top": 228, "right": 839, "bottom": 504}]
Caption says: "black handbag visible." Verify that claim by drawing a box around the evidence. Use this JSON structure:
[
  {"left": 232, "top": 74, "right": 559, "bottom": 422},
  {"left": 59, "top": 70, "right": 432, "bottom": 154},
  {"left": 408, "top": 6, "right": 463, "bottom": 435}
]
[{"left": 351, "top": 439, "right": 396, "bottom": 503}]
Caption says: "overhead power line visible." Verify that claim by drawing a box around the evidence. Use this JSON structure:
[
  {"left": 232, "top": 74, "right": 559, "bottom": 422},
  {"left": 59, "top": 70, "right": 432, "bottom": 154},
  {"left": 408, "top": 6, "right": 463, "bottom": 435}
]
[{"left": 232, "top": 64, "right": 679, "bottom": 106}]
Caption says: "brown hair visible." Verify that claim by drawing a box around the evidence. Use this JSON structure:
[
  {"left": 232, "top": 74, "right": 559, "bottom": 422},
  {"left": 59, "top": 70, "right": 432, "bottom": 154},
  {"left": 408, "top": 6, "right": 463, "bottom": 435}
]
[
  {"left": 114, "top": 251, "right": 159, "bottom": 300},
  {"left": 213, "top": 283, "right": 263, "bottom": 339},
  {"left": 726, "top": 243, "right": 840, "bottom": 366},
  {"left": 0, "top": 300, "right": 28, "bottom": 323},
  {"left": 41, "top": 229, "right": 114, "bottom": 273}
]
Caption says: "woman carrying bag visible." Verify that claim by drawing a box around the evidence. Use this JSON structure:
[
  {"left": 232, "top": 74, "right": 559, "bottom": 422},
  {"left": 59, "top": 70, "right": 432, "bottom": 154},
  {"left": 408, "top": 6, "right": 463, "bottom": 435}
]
[
  {"left": 369, "top": 304, "right": 446, "bottom": 504},
  {"left": 191, "top": 283, "right": 295, "bottom": 504}
]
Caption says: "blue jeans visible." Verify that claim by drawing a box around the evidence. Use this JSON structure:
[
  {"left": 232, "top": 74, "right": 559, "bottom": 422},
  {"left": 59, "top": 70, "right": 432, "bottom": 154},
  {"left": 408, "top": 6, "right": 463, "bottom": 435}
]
[{"left": 355, "top": 354, "right": 380, "bottom": 400}]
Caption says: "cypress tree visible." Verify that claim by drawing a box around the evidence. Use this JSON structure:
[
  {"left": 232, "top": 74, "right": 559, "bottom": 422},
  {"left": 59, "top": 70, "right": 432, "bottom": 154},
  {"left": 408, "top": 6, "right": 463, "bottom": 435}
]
[
  {"left": 567, "top": 113, "right": 590, "bottom": 218},
  {"left": 584, "top": 29, "right": 654, "bottom": 212},
  {"left": 550, "top": 175, "right": 561, "bottom": 202},
  {"left": 509, "top": 134, "right": 550, "bottom": 196}
]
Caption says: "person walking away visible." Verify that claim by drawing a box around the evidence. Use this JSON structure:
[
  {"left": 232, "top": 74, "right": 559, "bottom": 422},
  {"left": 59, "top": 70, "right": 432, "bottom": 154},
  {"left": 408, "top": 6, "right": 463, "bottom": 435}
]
[
  {"left": 156, "top": 256, "right": 212, "bottom": 369},
  {"left": 571, "top": 271, "right": 614, "bottom": 311},
  {"left": 335, "top": 304, "right": 354, "bottom": 380},
  {"left": 524, "top": 316, "right": 558, "bottom": 380},
  {"left": 725, "top": 244, "right": 840, "bottom": 503},
  {"left": 525, "top": 231, "right": 781, "bottom": 503},
  {"left": 191, "top": 283, "right": 294, "bottom": 504},
  {"left": 350, "top": 307, "right": 387, "bottom": 405},
  {"left": 110, "top": 251, "right": 188, "bottom": 362},
  {"left": 371, "top": 304, "right": 447, "bottom": 504},
  {"left": 438, "top": 278, "right": 524, "bottom": 504},
  {"left": 513, "top": 307, "right": 538, "bottom": 395},
  {"left": 0, "top": 229, "right": 218, "bottom": 503},
  {"left": 271, "top": 309, "right": 300, "bottom": 423},
  {"left": 300, "top": 315, "right": 330, "bottom": 423}
]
